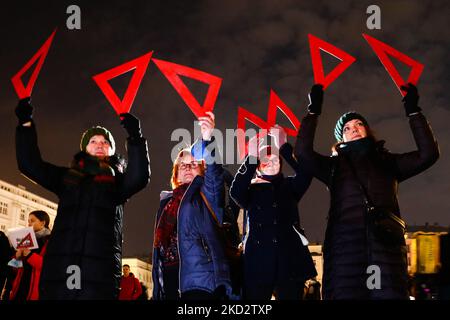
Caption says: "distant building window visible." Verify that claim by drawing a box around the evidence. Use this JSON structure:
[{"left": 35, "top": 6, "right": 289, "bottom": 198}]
[
  {"left": 0, "top": 202, "right": 8, "bottom": 215},
  {"left": 20, "top": 213, "right": 25, "bottom": 221},
  {"left": 0, "top": 225, "right": 5, "bottom": 231}
]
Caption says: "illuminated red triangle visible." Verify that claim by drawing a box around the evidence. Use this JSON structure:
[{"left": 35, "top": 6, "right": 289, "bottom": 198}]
[
  {"left": 11, "top": 29, "right": 57, "bottom": 99},
  {"left": 17, "top": 233, "right": 34, "bottom": 249},
  {"left": 363, "top": 34, "right": 424, "bottom": 97},
  {"left": 92, "top": 51, "right": 153, "bottom": 115},
  {"left": 266, "top": 90, "right": 300, "bottom": 137},
  {"left": 237, "top": 107, "right": 269, "bottom": 159},
  {"left": 308, "top": 34, "right": 356, "bottom": 90},
  {"left": 152, "top": 59, "right": 222, "bottom": 118},
  {"left": 236, "top": 90, "right": 300, "bottom": 159}
]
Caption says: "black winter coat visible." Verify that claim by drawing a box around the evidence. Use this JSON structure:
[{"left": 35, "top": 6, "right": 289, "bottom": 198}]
[
  {"left": 294, "top": 113, "right": 439, "bottom": 300},
  {"left": 16, "top": 122, "right": 150, "bottom": 299},
  {"left": 230, "top": 143, "right": 317, "bottom": 295}
]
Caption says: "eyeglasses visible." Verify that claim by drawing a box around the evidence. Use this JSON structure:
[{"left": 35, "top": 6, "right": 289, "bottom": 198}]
[
  {"left": 260, "top": 157, "right": 280, "bottom": 166},
  {"left": 178, "top": 162, "right": 200, "bottom": 171}
]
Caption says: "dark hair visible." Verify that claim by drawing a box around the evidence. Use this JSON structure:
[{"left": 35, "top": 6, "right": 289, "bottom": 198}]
[
  {"left": 29, "top": 210, "right": 50, "bottom": 229},
  {"left": 123, "top": 264, "right": 130, "bottom": 268}
]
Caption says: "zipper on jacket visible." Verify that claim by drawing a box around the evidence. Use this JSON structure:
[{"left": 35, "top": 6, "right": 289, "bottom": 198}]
[
  {"left": 176, "top": 179, "right": 195, "bottom": 297},
  {"left": 200, "top": 236, "right": 212, "bottom": 262}
]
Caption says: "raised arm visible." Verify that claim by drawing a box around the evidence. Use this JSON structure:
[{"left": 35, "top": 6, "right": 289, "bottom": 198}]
[
  {"left": 192, "top": 112, "right": 225, "bottom": 222},
  {"left": 391, "top": 84, "right": 440, "bottom": 181},
  {"left": 293, "top": 85, "right": 332, "bottom": 185},
  {"left": 118, "top": 113, "right": 151, "bottom": 200},
  {"left": 279, "top": 143, "right": 312, "bottom": 202},
  {"left": 15, "top": 98, "right": 66, "bottom": 194}
]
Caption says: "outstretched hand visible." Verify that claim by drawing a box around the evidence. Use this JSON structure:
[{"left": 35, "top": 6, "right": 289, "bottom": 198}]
[
  {"left": 120, "top": 113, "right": 142, "bottom": 138},
  {"left": 269, "top": 125, "right": 287, "bottom": 149},
  {"left": 15, "top": 97, "right": 33, "bottom": 125},
  {"left": 307, "top": 84, "right": 324, "bottom": 115},
  {"left": 401, "top": 83, "right": 421, "bottom": 116},
  {"left": 198, "top": 111, "right": 215, "bottom": 141}
]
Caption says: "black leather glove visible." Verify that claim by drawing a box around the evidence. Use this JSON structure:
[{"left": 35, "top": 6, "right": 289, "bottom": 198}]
[
  {"left": 15, "top": 97, "right": 33, "bottom": 125},
  {"left": 120, "top": 113, "right": 142, "bottom": 138},
  {"left": 307, "top": 84, "right": 324, "bottom": 115},
  {"left": 401, "top": 83, "right": 421, "bottom": 116}
]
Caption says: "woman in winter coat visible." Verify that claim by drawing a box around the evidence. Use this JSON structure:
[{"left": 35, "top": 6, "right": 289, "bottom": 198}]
[
  {"left": 230, "top": 126, "right": 317, "bottom": 300},
  {"left": 294, "top": 83, "right": 439, "bottom": 299},
  {"left": 152, "top": 112, "right": 231, "bottom": 300},
  {"left": 10, "top": 211, "right": 51, "bottom": 300},
  {"left": 14, "top": 98, "right": 150, "bottom": 299}
]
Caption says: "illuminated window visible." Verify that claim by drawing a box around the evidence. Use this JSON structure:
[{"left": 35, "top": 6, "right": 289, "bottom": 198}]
[{"left": 0, "top": 202, "right": 8, "bottom": 215}]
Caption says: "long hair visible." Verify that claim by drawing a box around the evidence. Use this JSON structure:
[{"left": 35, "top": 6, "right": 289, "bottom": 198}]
[
  {"left": 29, "top": 210, "right": 51, "bottom": 230},
  {"left": 170, "top": 149, "right": 206, "bottom": 189}
]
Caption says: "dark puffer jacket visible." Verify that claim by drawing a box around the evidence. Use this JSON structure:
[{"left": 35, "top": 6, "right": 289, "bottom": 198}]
[
  {"left": 294, "top": 113, "right": 439, "bottom": 299},
  {"left": 16, "top": 122, "right": 150, "bottom": 300},
  {"left": 230, "top": 143, "right": 317, "bottom": 298}
]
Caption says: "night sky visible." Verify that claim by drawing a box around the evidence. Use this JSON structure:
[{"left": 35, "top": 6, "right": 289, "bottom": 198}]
[{"left": 1, "top": 0, "right": 448, "bottom": 257}]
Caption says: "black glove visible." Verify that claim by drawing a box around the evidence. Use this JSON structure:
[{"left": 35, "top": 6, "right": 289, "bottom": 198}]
[
  {"left": 307, "top": 84, "right": 324, "bottom": 115},
  {"left": 15, "top": 97, "right": 33, "bottom": 125},
  {"left": 401, "top": 83, "right": 421, "bottom": 116},
  {"left": 120, "top": 113, "right": 142, "bottom": 138}
]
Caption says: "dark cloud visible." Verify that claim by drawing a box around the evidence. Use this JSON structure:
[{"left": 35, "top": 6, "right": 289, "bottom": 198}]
[{"left": 0, "top": 0, "right": 448, "bottom": 255}]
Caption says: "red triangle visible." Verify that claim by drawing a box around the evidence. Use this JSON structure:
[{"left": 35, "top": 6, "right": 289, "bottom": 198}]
[
  {"left": 236, "top": 90, "right": 300, "bottom": 159},
  {"left": 266, "top": 90, "right": 300, "bottom": 137},
  {"left": 363, "top": 34, "right": 424, "bottom": 97},
  {"left": 92, "top": 51, "right": 153, "bottom": 115},
  {"left": 152, "top": 59, "right": 222, "bottom": 118},
  {"left": 308, "top": 34, "right": 356, "bottom": 90},
  {"left": 11, "top": 29, "right": 57, "bottom": 99},
  {"left": 17, "top": 233, "right": 34, "bottom": 249},
  {"left": 237, "top": 107, "right": 269, "bottom": 160}
]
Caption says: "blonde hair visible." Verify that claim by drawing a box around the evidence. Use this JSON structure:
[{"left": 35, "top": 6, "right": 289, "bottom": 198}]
[{"left": 170, "top": 149, "right": 206, "bottom": 189}]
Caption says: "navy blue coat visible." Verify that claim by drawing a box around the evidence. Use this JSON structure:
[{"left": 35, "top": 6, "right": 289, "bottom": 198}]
[
  {"left": 152, "top": 139, "right": 231, "bottom": 299},
  {"left": 230, "top": 143, "right": 317, "bottom": 291}
]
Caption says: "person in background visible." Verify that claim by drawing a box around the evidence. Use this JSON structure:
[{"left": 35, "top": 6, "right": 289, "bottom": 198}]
[
  {"left": 118, "top": 264, "right": 142, "bottom": 300},
  {"left": 9, "top": 211, "right": 51, "bottom": 300}
]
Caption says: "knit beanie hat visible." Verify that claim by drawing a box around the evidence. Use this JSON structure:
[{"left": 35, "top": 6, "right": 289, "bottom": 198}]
[
  {"left": 334, "top": 112, "right": 369, "bottom": 142},
  {"left": 80, "top": 126, "right": 116, "bottom": 155}
]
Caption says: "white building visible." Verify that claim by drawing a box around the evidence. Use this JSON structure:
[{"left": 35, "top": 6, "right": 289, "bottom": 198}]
[
  {"left": 0, "top": 179, "right": 57, "bottom": 234},
  {"left": 121, "top": 258, "right": 152, "bottom": 299}
]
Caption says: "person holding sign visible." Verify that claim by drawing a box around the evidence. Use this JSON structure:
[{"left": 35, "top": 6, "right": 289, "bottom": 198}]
[
  {"left": 294, "top": 83, "right": 439, "bottom": 299},
  {"left": 9, "top": 211, "right": 51, "bottom": 300},
  {"left": 152, "top": 112, "right": 232, "bottom": 300},
  {"left": 14, "top": 98, "right": 150, "bottom": 300},
  {"left": 229, "top": 127, "right": 316, "bottom": 300}
]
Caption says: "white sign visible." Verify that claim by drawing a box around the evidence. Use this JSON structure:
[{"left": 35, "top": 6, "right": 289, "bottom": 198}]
[{"left": 7, "top": 226, "right": 38, "bottom": 250}]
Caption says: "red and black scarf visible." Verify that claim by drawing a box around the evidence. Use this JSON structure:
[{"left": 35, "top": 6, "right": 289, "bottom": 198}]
[{"left": 154, "top": 183, "right": 189, "bottom": 250}]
